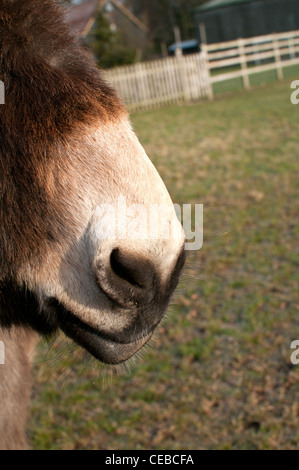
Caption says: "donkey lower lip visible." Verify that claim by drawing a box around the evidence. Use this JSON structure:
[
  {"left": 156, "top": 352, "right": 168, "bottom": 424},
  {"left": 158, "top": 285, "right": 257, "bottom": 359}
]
[{"left": 52, "top": 301, "right": 152, "bottom": 364}]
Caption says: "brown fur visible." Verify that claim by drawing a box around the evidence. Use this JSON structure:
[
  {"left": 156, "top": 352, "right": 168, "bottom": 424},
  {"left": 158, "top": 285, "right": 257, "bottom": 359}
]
[{"left": 0, "top": 0, "right": 125, "bottom": 279}]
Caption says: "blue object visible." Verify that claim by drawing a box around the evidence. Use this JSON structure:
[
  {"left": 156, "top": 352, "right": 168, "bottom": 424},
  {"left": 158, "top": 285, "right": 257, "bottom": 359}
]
[{"left": 168, "top": 39, "right": 199, "bottom": 54}]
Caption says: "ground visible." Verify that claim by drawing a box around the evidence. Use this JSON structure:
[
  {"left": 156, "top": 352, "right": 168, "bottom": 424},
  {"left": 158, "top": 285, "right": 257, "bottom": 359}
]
[{"left": 29, "top": 79, "right": 299, "bottom": 450}]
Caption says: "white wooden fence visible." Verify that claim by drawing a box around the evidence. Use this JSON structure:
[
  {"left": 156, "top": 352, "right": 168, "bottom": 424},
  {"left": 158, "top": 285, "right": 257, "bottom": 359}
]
[
  {"left": 105, "top": 30, "right": 299, "bottom": 111},
  {"left": 105, "top": 54, "right": 210, "bottom": 111},
  {"left": 202, "top": 29, "right": 299, "bottom": 99}
]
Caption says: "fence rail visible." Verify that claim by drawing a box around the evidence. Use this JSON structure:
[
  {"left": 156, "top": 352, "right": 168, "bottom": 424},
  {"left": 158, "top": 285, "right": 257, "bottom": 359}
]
[
  {"left": 105, "top": 30, "right": 299, "bottom": 110},
  {"left": 201, "top": 30, "right": 299, "bottom": 98}
]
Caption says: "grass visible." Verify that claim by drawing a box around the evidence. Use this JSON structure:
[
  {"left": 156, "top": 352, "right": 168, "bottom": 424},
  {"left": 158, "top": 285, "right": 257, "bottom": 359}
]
[{"left": 29, "top": 79, "right": 299, "bottom": 450}]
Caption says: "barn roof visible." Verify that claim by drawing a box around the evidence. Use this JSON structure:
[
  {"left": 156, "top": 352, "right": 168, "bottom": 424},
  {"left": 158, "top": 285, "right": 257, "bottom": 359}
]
[
  {"left": 195, "top": 0, "right": 261, "bottom": 12},
  {"left": 64, "top": 0, "right": 147, "bottom": 37}
]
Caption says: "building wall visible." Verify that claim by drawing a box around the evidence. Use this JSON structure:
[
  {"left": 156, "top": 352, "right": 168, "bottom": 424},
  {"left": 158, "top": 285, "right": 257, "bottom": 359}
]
[{"left": 194, "top": 0, "right": 299, "bottom": 45}]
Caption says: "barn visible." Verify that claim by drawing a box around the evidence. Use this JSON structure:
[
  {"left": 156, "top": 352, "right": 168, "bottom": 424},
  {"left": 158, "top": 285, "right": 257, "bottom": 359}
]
[{"left": 194, "top": 0, "right": 299, "bottom": 45}]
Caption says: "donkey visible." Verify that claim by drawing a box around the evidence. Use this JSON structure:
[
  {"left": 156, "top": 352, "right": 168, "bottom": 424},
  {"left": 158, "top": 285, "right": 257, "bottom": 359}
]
[{"left": 0, "top": 0, "right": 185, "bottom": 450}]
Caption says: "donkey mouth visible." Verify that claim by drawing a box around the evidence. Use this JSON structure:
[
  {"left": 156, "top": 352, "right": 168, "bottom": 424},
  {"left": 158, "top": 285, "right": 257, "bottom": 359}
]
[
  {"left": 62, "top": 320, "right": 151, "bottom": 364},
  {"left": 50, "top": 300, "right": 152, "bottom": 364}
]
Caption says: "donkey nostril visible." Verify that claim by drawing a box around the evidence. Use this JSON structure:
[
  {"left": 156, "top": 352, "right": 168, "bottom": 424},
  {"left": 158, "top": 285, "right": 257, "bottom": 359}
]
[{"left": 110, "top": 248, "right": 148, "bottom": 289}]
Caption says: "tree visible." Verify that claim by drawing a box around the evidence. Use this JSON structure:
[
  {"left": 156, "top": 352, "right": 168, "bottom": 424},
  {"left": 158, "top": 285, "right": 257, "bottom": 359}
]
[{"left": 87, "top": 11, "right": 136, "bottom": 69}]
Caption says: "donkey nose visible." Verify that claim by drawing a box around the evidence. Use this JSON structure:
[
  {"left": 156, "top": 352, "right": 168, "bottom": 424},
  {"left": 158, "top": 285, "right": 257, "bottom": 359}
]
[
  {"left": 94, "top": 245, "right": 158, "bottom": 308},
  {"left": 110, "top": 248, "right": 154, "bottom": 291}
]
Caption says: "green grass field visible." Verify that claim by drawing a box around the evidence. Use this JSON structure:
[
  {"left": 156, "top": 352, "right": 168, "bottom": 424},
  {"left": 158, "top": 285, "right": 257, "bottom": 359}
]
[{"left": 29, "top": 79, "right": 299, "bottom": 450}]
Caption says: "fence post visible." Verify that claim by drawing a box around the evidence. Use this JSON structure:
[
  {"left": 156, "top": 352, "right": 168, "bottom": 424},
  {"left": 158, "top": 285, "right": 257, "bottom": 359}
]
[
  {"left": 177, "top": 54, "right": 189, "bottom": 102},
  {"left": 238, "top": 38, "right": 250, "bottom": 90},
  {"left": 201, "top": 43, "right": 213, "bottom": 100},
  {"left": 273, "top": 35, "right": 283, "bottom": 80}
]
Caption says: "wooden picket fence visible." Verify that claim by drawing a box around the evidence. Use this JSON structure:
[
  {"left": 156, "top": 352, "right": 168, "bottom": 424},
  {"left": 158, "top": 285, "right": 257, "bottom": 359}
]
[
  {"left": 105, "top": 30, "right": 299, "bottom": 111},
  {"left": 105, "top": 53, "right": 210, "bottom": 111}
]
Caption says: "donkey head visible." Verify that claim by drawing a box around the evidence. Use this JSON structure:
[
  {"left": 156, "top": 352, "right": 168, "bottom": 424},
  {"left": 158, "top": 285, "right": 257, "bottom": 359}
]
[{"left": 0, "top": 0, "right": 185, "bottom": 364}]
